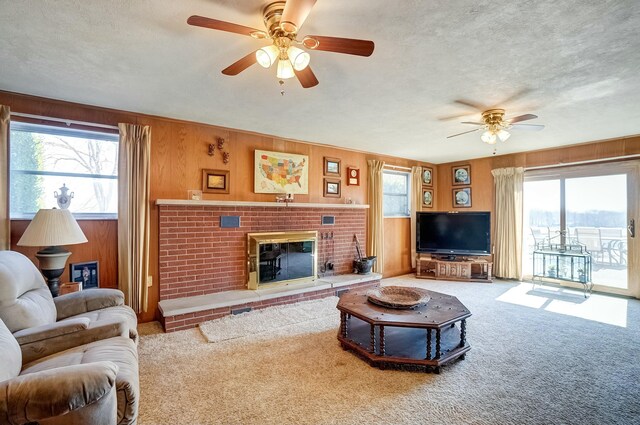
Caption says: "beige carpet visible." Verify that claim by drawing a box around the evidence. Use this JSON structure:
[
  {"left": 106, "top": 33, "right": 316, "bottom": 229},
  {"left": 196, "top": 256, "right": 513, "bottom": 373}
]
[
  {"left": 199, "top": 297, "right": 339, "bottom": 343},
  {"left": 138, "top": 276, "right": 640, "bottom": 425}
]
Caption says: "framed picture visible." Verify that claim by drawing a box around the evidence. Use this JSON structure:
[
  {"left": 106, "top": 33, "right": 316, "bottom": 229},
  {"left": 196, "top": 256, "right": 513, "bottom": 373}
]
[
  {"left": 422, "top": 167, "right": 433, "bottom": 187},
  {"left": 255, "top": 150, "right": 309, "bottom": 194},
  {"left": 324, "top": 157, "right": 341, "bottom": 177},
  {"left": 452, "top": 165, "right": 471, "bottom": 185},
  {"left": 202, "top": 169, "right": 229, "bottom": 194},
  {"left": 422, "top": 189, "right": 434, "bottom": 208},
  {"left": 347, "top": 167, "right": 360, "bottom": 186},
  {"left": 69, "top": 261, "right": 99, "bottom": 290},
  {"left": 323, "top": 178, "right": 341, "bottom": 198},
  {"left": 452, "top": 187, "right": 472, "bottom": 208}
]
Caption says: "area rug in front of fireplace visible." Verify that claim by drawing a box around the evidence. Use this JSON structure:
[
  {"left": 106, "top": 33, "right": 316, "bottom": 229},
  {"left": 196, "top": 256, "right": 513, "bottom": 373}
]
[{"left": 198, "top": 297, "right": 340, "bottom": 343}]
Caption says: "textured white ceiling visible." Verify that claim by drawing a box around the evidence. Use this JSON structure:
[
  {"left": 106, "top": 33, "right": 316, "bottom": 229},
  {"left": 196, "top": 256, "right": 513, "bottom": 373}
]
[{"left": 1, "top": 0, "right": 639, "bottom": 163}]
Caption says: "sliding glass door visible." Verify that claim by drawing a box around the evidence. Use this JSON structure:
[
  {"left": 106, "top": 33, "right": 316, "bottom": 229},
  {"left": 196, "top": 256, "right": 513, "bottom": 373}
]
[{"left": 523, "top": 161, "right": 639, "bottom": 297}]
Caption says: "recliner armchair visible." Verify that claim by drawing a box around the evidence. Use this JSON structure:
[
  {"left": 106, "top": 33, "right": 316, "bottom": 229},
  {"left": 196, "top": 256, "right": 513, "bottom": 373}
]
[
  {"left": 0, "top": 318, "right": 139, "bottom": 425},
  {"left": 0, "top": 251, "right": 138, "bottom": 363}
]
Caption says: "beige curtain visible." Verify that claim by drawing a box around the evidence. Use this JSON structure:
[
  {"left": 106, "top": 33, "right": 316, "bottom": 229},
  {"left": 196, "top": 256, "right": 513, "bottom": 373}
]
[
  {"left": 118, "top": 123, "right": 151, "bottom": 313},
  {"left": 410, "top": 166, "right": 423, "bottom": 268},
  {"left": 367, "top": 159, "right": 385, "bottom": 274},
  {"left": 492, "top": 167, "right": 524, "bottom": 279},
  {"left": 0, "top": 105, "right": 10, "bottom": 250}
]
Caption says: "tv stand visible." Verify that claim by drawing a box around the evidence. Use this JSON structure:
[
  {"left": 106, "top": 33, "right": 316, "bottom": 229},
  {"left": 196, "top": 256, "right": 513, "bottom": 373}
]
[{"left": 416, "top": 253, "right": 492, "bottom": 283}]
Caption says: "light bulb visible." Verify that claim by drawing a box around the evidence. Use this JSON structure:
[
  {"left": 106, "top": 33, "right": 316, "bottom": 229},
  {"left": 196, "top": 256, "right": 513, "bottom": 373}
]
[
  {"left": 481, "top": 131, "right": 497, "bottom": 144},
  {"left": 256, "top": 45, "right": 279, "bottom": 68},
  {"left": 277, "top": 59, "right": 295, "bottom": 79},
  {"left": 287, "top": 46, "right": 310, "bottom": 71},
  {"left": 497, "top": 129, "right": 511, "bottom": 142}
]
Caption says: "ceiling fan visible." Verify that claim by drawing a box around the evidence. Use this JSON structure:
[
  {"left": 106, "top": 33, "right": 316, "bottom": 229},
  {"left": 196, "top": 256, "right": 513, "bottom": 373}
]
[
  {"left": 187, "top": 0, "right": 375, "bottom": 89},
  {"left": 447, "top": 109, "right": 545, "bottom": 144}
]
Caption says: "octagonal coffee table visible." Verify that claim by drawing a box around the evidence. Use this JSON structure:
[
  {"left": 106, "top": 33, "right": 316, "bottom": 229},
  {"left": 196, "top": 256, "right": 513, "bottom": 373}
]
[{"left": 336, "top": 288, "right": 471, "bottom": 373}]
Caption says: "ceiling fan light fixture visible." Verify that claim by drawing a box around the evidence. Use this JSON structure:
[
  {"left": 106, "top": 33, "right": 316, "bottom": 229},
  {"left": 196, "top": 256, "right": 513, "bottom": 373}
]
[
  {"left": 276, "top": 59, "right": 295, "bottom": 79},
  {"left": 497, "top": 129, "right": 511, "bottom": 142},
  {"left": 481, "top": 130, "right": 497, "bottom": 145},
  {"left": 256, "top": 45, "right": 279, "bottom": 68},
  {"left": 287, "top": 46, "right": 310, "bottom": 71}
]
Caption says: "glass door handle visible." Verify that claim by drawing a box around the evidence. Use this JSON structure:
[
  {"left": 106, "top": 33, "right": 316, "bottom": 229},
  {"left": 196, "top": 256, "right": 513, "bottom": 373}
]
[{"left": 629, "top": 219, "right": 635, "bottom": 238}]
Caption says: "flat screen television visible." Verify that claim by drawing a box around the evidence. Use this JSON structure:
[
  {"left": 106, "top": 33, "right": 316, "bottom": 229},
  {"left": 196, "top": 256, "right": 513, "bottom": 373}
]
[{"left": 417, "top": 212, "right": 491, "bottom": 256}]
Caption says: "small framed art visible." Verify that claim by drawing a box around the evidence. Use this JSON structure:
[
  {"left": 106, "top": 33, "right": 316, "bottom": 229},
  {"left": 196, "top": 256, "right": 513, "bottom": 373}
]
[
  {"left": 452, "top": 165, "right": 471, "bottom": 185},
  {"left": 452, "top": 187, "right": 472, "bottom": 208},
  {"left": 202, "top": 169, "right": 229, "bottom": 194},
  {"left": 347, "top": 167, "right": 360, "bottom": 186},
  {"left": 69, "top": 261, "right": 99, "bottom": 290},
  {"left": 422, "top": 167, "right": 433, "bottom": 187},
  {"left": 323, "top": 178, "right": 341, "bottom": 198},
  {"left": 422, "top": 189, "right": 433, "bottom": 208},
  {"left": 324, "top": 157, "right": 341, "bottom": 177}
]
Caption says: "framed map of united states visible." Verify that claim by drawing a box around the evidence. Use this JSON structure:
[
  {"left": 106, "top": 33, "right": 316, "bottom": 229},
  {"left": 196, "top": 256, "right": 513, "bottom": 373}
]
[{"left": 254, "top": 150, "right": 309, "bottom": 194}]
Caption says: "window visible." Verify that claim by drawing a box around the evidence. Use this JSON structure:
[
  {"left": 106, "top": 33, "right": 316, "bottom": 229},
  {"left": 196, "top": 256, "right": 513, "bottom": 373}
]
[
  {"left": 10, "top": 122, "right": 119, "bottom": 218},
  {"left": 383, "top": 169, "right": 410, "bottom": 217}
]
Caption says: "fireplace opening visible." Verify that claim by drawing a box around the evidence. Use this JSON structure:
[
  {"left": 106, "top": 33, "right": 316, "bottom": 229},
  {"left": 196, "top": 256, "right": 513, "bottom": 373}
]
[{"left": 247, "top": 231, "right": 317, "bottom": 290}]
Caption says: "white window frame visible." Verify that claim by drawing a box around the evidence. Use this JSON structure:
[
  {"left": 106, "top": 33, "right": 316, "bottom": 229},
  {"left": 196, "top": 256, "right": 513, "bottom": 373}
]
[
  {"left": 383, "top": 169, "right": 411, "bottom": 218},
  {"left": 9, "top": 121, "right": 119, "bottom": 220}
]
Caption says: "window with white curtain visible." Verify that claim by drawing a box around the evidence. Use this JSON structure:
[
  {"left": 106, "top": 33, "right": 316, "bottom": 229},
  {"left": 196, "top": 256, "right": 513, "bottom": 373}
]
[
  {"left": 383, "top": 169, "right": 411, "bottom": 217},
  {"left": 9, "top": 122, "right": 119, "bottom": 219}
]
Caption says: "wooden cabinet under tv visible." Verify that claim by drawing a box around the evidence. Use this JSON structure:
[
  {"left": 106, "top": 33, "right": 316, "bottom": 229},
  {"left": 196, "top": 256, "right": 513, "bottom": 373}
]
[{"left": 416, "top": 253, "right": 493, "bottom": 283}]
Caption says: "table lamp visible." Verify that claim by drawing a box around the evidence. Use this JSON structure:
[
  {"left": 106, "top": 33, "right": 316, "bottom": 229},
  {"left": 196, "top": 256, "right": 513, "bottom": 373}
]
[{"left": 17, "top": 208, "right": 88, "bottom": 297}]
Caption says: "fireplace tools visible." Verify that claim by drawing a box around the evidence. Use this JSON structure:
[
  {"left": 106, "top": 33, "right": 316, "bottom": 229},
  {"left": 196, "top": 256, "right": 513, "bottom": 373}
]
[{"left": 353, "top": 234, "right": 376, "bottom": 274}]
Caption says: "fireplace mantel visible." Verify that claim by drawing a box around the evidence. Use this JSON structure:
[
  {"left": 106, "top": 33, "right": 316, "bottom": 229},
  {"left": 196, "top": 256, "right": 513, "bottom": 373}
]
[{"left": 156, "top": 199, "right": 369, "bottom": 209}]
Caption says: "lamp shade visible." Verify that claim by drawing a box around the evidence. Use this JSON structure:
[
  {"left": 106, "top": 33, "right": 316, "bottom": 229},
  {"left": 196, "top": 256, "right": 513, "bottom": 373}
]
[
  {"left": 287, "top": 46, "right": 310, "bottom": 71},
  {"left": 256, "top": 45, "right": 279, "bottom": 68},
  {"left": 17, "top": 208, "right": 88, "bottom": 247},
  {"left": 276, "top": 59, "right": 295, "bottom": 79}
]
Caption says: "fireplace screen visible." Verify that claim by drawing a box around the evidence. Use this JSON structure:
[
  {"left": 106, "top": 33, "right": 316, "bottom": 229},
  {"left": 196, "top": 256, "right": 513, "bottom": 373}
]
[{"left": 247, "top": 231, "right": 318, "bottom": 290}]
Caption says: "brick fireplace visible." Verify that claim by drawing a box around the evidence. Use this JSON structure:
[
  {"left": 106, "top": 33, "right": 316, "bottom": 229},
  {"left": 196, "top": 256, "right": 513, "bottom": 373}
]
[
  {"left": 158, "top": 201, "right": 367, "bottom": 300},
  {"left": 157, "top": 201, "right": 375, "bottom": 331}
]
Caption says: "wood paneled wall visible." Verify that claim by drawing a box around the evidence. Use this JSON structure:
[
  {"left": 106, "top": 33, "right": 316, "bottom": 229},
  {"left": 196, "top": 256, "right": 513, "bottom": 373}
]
[
  {"left": 0, "top": 90, "right": 431, "bottom": 322},
  {"left": 10, "top": 220, "right": 118, "bottom": 288},
  {"left": 383, "top": 218, "right": 412, "bottom": 277}
]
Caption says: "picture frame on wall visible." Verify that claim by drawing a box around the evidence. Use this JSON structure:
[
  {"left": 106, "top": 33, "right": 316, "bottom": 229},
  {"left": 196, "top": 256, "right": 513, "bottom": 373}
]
[
  {"left": 69, "top": 261, "right": 99, "bottom": 290},
  {"left": 422, "top": 167, "right": 433, "bottom": 187},
  {"left": 202, "top": 169, "right": 230, "bottom": 194},
  {"left": 452, "top": 187, "right": 472, "bottom": 208},
  {"left": 452, "top": 165, "right": 471, "bottom": 185},
  {"left": 323, "top": 178, "right": 341, "bottom": 198},
  {"left": 324, "top": 157, "right": 341, "bottom": 177},
  {"left": 422, "top": 189, "right": 433, "bottom": 208},
  {"left": 347, "top": 167, "right": 360, "bottom": 186},
  {"left": 254, "top": 150, "right": 309, "bottom": 194}
]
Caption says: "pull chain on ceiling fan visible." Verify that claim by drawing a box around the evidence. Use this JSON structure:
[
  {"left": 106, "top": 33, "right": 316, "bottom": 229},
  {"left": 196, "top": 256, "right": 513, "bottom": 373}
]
[{"left": 187, "top": 0, "right": 375, "bottom": 89}]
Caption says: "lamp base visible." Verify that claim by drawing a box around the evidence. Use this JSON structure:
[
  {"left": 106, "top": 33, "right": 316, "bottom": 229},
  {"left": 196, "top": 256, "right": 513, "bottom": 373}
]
[{"left": 35, "top": 246, "right": 72, "bottom": 297}]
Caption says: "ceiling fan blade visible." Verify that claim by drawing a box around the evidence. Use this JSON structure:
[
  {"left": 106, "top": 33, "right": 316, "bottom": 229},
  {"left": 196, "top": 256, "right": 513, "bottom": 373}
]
[
  {"left": 507, "top": 113, "right": 538, "bottom": 124},
  {"left": 460, "top": 121, "right": 485, "bottom": 125},
  {"left": 280, "top": 0, "right": 317, "bottom": 33},
  {"left": 454, "top": 99, "right": 487, "bottom": 111},
  {"left": 511, "top": 123, "right": 545, "bottom": 131},
  {"left": 447, "top": 128, "right": 480, "bottom": 139},
  {"left": 497, "top": 88, "right": 533, "bottom": 106},
  {"left": 294, "top": 66, "right": 319, "bottom": 88},
  {"left": 437, "top": 112, "right": 477, "bottom": 121},
  {"left": 187, "top": 15, "right": 266, "bottom": 38},
  {"left": 303, "top": 35, "right": 374, "bottom": 56},
  {"left": 221, "top": 50, "right": 258, "bottom": 76}
]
